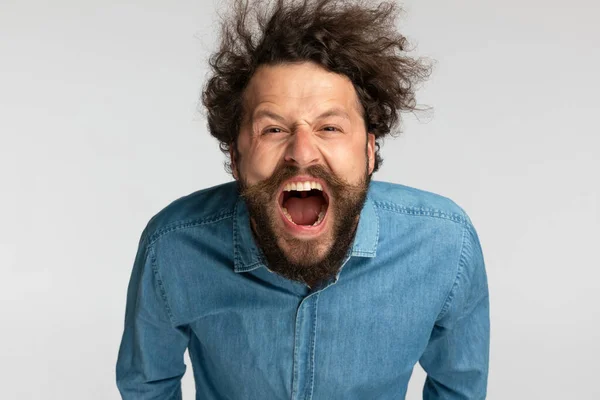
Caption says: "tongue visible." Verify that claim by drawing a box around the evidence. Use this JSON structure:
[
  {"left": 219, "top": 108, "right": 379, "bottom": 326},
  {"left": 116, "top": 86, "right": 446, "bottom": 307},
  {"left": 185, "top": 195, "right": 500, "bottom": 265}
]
[{"left": 284, "top": 196, "right": 323, "bottom": 225}]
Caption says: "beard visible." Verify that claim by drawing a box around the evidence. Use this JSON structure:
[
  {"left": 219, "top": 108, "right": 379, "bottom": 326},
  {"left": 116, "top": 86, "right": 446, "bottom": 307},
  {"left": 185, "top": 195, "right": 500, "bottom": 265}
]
[{"left": 238, "top": 163, "right": 370, "bottom": 289}]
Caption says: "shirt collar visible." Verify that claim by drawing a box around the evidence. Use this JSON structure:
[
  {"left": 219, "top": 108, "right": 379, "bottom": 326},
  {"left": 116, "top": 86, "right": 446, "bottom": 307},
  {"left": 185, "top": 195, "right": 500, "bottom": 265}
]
[{"left": 233, "top": 187, "right": 379, "bottom": 273}]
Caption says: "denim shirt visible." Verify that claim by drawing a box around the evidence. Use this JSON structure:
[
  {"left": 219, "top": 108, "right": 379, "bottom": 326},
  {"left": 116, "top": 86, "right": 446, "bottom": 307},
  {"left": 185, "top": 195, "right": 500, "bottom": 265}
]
[{"left": 116, "top": 180, "right": 489, "bottom": 399}]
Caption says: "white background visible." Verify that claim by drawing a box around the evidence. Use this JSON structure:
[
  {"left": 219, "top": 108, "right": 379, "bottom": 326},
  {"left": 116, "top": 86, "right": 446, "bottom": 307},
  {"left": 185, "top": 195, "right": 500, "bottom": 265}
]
[{"left": 1, "top": 0, "right": 599, "bottom": 398}]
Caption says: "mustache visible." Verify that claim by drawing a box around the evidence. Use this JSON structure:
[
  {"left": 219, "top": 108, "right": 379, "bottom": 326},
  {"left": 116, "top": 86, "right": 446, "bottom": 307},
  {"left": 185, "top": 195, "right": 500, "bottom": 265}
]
[{"left": 239, "top": 164, "right": 363, "bottom": 201}]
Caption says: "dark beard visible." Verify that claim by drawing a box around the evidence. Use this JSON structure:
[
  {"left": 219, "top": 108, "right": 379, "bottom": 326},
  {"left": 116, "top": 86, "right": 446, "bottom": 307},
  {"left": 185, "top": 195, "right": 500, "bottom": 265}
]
[{"left": 239, "top": 163, "right": 370, "bottom": 289}]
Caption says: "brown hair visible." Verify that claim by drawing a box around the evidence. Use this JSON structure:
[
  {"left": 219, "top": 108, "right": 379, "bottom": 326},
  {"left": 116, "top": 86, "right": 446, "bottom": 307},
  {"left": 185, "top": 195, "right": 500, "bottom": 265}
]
[{"left": 202, "top": 0, "right": 431, "bottom": 173}]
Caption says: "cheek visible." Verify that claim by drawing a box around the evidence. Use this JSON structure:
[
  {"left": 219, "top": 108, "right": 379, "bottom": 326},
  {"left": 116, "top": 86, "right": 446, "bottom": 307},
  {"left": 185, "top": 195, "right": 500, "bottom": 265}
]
[
  {"left": 241, "top": 143, "right": 285, "bottom": 183},
  {"left": 322, "top": 141, "right": 368, "bottom": 182}
]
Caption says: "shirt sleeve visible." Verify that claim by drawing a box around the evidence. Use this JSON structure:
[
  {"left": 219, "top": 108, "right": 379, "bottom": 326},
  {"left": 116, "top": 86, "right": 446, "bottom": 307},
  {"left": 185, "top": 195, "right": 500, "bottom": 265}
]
[
  {"left": 418, "top": 222, "right": 490, "bottom": 399},
  {"left": 116, "top": 228, "right": 190, "bottom": 399}
]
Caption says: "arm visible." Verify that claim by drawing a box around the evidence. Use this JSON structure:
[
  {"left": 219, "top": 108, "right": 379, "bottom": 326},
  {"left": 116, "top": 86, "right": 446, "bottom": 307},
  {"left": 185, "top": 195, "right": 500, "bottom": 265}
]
[
  {"left": 116, "top": 229, "right": 190, "bottom": 399},
  {"left": 419, "top": 223, "right": 490, "bottom": 399}
]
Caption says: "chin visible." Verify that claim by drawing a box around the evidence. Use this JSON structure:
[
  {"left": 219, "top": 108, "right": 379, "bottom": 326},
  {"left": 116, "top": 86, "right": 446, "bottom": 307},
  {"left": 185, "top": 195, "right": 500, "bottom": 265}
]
[{"left": 275, "top": 231, "right": 332, "bottom": 265}]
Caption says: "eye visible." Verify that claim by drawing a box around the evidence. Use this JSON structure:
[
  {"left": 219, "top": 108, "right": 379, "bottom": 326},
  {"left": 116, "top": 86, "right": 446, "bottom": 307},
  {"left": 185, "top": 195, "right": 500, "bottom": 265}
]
[
  {"left": 262, "top": 126, "right": 284, "bottom": 135},
  {"left": 322, "top": 126, "right": 341, "bottom": 133}
]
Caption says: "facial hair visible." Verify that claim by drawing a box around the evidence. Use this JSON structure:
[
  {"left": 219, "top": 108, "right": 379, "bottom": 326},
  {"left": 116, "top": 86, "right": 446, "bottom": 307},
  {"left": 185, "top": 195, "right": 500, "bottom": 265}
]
[{"left": 239, "top": 163, "right": 370, "bottom": 289}]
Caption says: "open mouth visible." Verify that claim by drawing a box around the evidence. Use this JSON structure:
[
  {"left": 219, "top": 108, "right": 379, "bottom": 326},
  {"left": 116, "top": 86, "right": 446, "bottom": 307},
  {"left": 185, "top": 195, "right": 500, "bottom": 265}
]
[{"left": 277, "top": 179, "right": 330, "bottom": 228}]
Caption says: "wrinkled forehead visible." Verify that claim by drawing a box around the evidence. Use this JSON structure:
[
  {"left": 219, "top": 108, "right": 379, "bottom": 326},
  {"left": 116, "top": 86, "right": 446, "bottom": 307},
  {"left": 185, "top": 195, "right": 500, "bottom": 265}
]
[{"left": 242, "top": 62, "right": 364, "bottom": 119}]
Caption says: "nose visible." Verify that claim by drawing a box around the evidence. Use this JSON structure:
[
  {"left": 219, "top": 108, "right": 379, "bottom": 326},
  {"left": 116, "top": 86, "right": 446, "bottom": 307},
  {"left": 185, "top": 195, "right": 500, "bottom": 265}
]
[{"left": 284, "top": 125, "right": 320, "bottom": 167}]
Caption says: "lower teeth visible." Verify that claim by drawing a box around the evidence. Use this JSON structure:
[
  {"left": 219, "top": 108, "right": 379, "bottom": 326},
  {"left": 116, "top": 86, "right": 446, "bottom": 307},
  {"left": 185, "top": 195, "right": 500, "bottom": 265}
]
[
  {"left": 282, "top": 207, "right": 326, "bottom": 227},
  {"left": 312, "top": 210, "right": 325, "bottom": 226}
]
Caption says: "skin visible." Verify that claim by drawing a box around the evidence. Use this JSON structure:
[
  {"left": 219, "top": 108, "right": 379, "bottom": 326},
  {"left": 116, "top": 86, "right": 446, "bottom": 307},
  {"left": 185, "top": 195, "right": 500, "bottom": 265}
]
[{"left": 232, "top": 61, "right": 375, "bottom": 266}]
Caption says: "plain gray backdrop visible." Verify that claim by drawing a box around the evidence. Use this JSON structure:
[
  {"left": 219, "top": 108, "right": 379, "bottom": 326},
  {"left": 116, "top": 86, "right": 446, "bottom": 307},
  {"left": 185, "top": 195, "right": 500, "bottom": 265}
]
[{"left": 1, "top": 0, "right": 599, "bottom": 398}]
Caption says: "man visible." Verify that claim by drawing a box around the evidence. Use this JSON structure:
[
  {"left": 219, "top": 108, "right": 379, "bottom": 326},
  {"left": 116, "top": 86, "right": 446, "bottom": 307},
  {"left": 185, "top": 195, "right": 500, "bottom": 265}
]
[{"left": 116, "top": 0, "right": 490, "bottom": 399}]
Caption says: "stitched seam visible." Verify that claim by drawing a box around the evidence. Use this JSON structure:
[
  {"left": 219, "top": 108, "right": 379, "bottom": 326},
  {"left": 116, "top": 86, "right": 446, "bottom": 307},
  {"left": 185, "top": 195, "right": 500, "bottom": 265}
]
[
  {"left": 370, "top": 196, "right": 380, "bottom": 254},
  {"left": 351, "top": 196, "right": 379, "bottom": 256},
  {"left": 456, "top": 225, "right": 488, "bottom": 324},
  {"left": 306, "top": 294, "right": 319, "bottom": 400},
  {"left": 148, "top": 245, "right": 178, "bottom": 327},
  {"left": 351, "top": 250, "right": 376, "bottom": 256},
  {"left": 234, "top": 262, "right": 263, "bottom": 272},
  {"left": 233, "top": 202, "right": 240, "bottom": 269},
  {"left": 148, "top": 211, "right": 233, "bottom": 246},
  {"left": 232, "top": 200, "right": 264, "bottom": 271},
  {"left": 291, "top": 303, "right": 303, "bottom": 399},
  {"left": 437, "top": 224, "right": 469, "bottom": 322},
  {"left": 374, "top": 201, "right": 468, "bottom": 226}
]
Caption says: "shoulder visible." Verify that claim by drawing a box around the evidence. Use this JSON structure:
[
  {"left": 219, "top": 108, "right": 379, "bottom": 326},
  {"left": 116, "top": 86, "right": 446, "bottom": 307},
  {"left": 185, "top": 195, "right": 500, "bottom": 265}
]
[
  {"left": 367, "top": 182, "right": 487, "bottom": 322},
  {"left": 368, "top": 181, "right": 485, "bottom": 286},
  {"left": 368, "top": 180, "right": 472, "bottom": 227},
  {"left": 141, "top": 181, "right": 239, "bottom": 245}
]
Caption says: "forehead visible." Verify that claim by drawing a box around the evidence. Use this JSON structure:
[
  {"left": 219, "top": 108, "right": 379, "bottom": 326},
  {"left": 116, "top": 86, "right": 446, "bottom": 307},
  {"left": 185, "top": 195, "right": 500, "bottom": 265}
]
[{"left": 243, "top": 62, "right": 363, "bottom": 115}]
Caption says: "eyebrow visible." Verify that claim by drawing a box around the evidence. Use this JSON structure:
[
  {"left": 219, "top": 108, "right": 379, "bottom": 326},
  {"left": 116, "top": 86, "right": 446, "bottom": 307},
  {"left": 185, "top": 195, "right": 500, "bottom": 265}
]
[
  {"left": 252, "top": 110, "right": 287, "bottom": 123},
  {"left": 252, "top": 107, "right": 352, "bottom": 123},
  {"left": 316, "top": 108, "right": 351, "bottom": 121}
]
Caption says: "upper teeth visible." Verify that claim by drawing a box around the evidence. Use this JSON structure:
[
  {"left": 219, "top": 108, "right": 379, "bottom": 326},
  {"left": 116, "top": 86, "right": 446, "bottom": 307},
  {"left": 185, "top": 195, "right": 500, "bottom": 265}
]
[{"left": 283, "top": 181, "right": 323, "bottom": 192}]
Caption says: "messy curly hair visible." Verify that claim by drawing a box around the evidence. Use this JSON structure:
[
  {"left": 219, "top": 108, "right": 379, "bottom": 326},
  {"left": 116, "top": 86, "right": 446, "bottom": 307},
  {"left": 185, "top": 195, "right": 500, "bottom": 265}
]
[{"left": 202, "top": 0, "right": 431, "bottom": 173}]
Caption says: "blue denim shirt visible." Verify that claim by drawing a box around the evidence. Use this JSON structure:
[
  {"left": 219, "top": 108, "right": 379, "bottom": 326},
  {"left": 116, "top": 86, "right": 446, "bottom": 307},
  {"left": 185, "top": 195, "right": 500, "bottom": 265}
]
[{"left": 116, "top": 180, "right": 489, "bottom": 399}]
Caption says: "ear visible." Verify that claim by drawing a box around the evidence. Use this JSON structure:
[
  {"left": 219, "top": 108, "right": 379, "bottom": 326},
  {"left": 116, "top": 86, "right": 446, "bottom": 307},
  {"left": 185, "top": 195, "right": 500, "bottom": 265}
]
[
  {"left": 229, "top": 144, "right": 239, "bottom": 180},
  {"left": 367, "top": 133, "right": 375, "bottom": 175}
]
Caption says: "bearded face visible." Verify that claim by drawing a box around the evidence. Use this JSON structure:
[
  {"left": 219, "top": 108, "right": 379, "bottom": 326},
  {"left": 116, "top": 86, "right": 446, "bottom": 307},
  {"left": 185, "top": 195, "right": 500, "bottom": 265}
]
[
  {"left": 239, "top": 163, "right": 370, "bottom": 288},
  {"left": 233, "top": 61, "right": 376, "bottom": 288}
]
